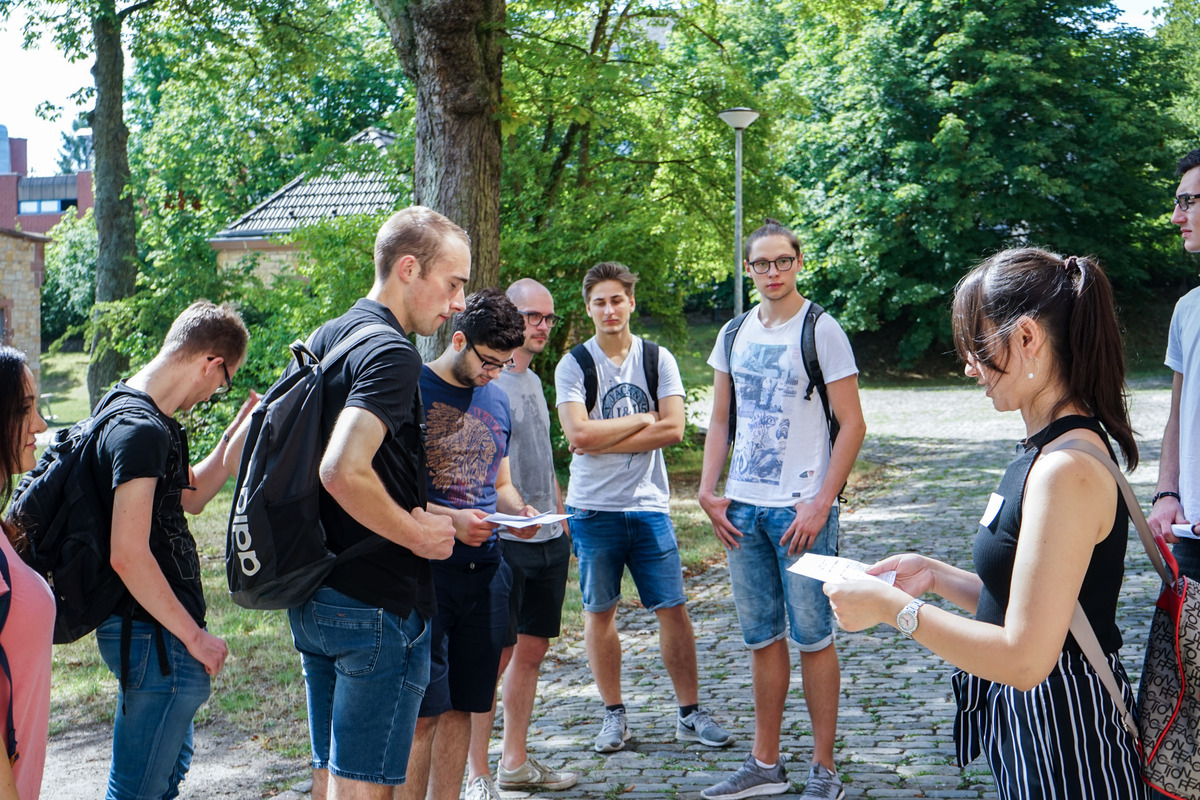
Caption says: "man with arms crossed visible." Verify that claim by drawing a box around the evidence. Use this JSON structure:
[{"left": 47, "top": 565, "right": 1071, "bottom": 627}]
[
  {"left": 555, "top": 262, "right": 732, "bottom": 754},
  {"left": 1149, "top": 149, "right": 1200, "bottom": 582},
  {"left": 699, "top": 219, "right": 866, "bottom": 800},
  {"left": 465, "top": 278, "right": 578, "bottom": 793},
  {"left": 286, "top": 206, "right": 461, "bottom": 800},
  {"left": 400, "top": 288, "right": 536, "bottom": 800},
  {"left": 98, "top": 300, "right": 253, "bottom": 800}
]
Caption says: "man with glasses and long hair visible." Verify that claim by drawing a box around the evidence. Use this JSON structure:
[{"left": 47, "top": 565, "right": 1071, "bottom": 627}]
[
  {"left": 699, "top": 219, "right": 866, "bottom": 800},
  {"left": 401, "top": 288, "right": 539, "bottom": 800},
  {"left": 1149, "top": 150, "right": 1200, "bottom": 585}
]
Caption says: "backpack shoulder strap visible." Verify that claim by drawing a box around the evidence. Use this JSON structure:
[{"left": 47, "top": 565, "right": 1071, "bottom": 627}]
[
  {"left": 802, "top": 302, "right": 839, "bottom": 445},
  {"left": 320, "top": 323, "right": 404, "bottom": 368},
  {"left": 0, "top": 549, "right": 15, "bottom": 767},
  {"left": 642, "top": 340, "right": 659, "bottom": 412},
  {"left": 570, "top": 344, "right": 598, "bottom": 415},
  {"left": 723, "top": 311, "right": 752, "bottom": 446},
  {"left": 801, "top": 302, "right": 826, "bottom": 402}
]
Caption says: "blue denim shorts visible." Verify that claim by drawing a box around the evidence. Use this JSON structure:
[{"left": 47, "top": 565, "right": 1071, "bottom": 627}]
[
  {"left": 288, "top": 587, "right": 431, "bottom": 785},
  {"left": 566, "top": 507, "right": 686, "bottom": 613},
  {"left": 420, "top": 559, "right": 512, "bottom": 716},
  {"left": 724, "top": 502, "right": 839, "bottom": 651}
]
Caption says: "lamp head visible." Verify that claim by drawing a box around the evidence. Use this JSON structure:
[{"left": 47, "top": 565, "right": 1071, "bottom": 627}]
[{"left": 718, "top": 107, "right": 760, "bottom": 130}]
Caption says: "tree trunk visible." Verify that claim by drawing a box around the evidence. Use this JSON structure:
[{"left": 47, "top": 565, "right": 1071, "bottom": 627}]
[
  {"left": 86, "top": 0, "right": 139, "bottom": 408},
  {"left": 372, "top": 0, "right": 504, "bottom": 357}
]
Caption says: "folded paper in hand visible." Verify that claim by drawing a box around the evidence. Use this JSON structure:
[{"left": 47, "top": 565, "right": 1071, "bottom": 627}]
[
  {"left": 787, "top": 553, "right": 897, "bottom": 585},
  {"left": 483, "top": 511, "right": 572, "bottom": 528}
]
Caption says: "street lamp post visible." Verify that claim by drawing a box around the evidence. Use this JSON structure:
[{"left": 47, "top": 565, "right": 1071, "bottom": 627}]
[{"left": 718, "top": 107, "right": 759, "bottom": 317}]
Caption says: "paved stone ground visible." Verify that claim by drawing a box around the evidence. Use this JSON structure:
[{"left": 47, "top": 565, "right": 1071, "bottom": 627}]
[{"left": 40, "top": 381, "right": 1174, "bottom": 799}]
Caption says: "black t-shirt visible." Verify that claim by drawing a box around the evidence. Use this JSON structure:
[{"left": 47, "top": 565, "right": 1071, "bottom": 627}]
[
  {"left": 307, "top": 298, "right": 436, "bottom": 620},
  {"left": 93, "top": 383, "right": 206, "bottom": 626}
]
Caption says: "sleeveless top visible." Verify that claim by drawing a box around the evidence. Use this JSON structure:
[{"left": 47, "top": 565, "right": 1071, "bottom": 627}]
[{"left": 972, "top": 415, "right": 1128, "bottom": 653}]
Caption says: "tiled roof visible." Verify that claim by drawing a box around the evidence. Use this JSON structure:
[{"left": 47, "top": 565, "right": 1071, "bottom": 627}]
[{"left": 212, "top": 128, "right": 402, "bottom": 240}]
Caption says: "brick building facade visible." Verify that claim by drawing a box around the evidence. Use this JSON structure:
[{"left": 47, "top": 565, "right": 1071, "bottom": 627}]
[{"left": 0, "top": 228, "right": 46, "bottom": 380}]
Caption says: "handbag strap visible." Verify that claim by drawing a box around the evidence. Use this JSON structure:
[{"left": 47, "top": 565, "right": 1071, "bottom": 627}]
[{"left": 1041, "top": 437, "right": 1174, "bottom": 749}]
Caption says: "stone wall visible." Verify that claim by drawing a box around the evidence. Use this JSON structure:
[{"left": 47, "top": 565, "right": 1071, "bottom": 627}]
[{"left": 0, "top": 229, "right": 44, "bottom": 381}]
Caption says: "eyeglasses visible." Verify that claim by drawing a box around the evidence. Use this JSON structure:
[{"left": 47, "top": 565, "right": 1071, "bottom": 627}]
[
  {"left": 1175, "top": 194, "right": 1200, "bottom": 212},
  {"left": 520, "top": 311, "right": 561, "bottom": 329},
  {"left": 469, "top": 342, "right": 515, "bottom": 373},
  {"left": 748, "top": 256, "right": 797, "bottom": 274},
  {"left": 209, "top": 358, "right": 232, "bottom": 397}
]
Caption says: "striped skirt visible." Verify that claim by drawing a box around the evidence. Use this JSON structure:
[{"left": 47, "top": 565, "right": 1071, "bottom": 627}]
[{"left": 953, "top": 650, "right": 1147, "bottom": 799}]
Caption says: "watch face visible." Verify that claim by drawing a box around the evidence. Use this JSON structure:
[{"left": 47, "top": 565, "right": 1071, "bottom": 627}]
[{"left": 898, "top": 611, "right": 917, "bottom": 634}]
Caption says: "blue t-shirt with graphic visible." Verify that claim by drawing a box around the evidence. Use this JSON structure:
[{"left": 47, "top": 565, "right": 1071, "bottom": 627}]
[{"left": 420, "top": 365, "right": 511, "bottom": 563}]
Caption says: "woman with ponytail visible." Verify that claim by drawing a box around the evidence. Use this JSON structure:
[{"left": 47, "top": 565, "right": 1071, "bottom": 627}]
[
  {"left": 0, "top": 347, "right": 52, "bottom": 799},
  {"left": 824, "top": 248, "right": 1146, "bottom": 798}
]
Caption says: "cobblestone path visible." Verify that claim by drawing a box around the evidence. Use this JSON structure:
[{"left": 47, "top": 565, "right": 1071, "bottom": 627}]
[
  {"left": 499, "top": 381, "right": 1172, "bottom": 799},
  {"left": 41, "top": 381, "right": 1175, "bottom": 799}
]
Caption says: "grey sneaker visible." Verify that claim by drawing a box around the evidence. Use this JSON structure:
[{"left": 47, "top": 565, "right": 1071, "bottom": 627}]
[
  {"left": 701, "top": 754, "right": 788, "bottom": 800},
  {"left": 594, "top": 708, "right": 631, "bottom": 753},
  {"left": 677, "top": 708, "right": 734, "bottom": 747},
  {"left": 799, "top": 763, "right": 844, "bottom": 800},
  {"left": 465, "top": 775, "right": 502, "bottom": 800},
  {"left": 497, "top": 756, "right": 578, "bottom": 791}
]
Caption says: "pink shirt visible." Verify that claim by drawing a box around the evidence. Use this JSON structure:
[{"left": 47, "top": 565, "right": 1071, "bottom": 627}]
[{"left": 0, "top": 534, "right": 54, "bottom": 800}]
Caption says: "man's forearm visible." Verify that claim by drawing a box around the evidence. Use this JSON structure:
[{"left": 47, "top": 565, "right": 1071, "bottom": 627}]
[
  {"left": 584, "top": 418, "right": 684, "bottom": 454},
  {"left": 562, "top": 411, "right": 653, "bottom": 451},
  {"left": 814, "top": 416, "right": 866, "bottom": 508}
]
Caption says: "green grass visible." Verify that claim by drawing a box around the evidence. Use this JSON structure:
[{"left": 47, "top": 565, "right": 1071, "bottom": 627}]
[{"left": 38, "top": 351, "right": 92, "bottom": 426}]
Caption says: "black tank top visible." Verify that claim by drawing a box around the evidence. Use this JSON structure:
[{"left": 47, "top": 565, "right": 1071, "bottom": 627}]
[{"left": 973, "top": 415, "right": 1128, "bottom": 653}]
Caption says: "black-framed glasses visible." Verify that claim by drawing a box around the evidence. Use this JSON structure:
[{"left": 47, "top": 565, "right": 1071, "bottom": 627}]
[
  {"left": 208, "top": 357, "right": 232, "bottom": 397},
  {"left": 469, "top": 342, "right": 515, "bottom": 373},
  {"left": 520, "top": 311, "right": 562, "bottom": 329},
  {"left": 748, "top": 256, "right": 798, "bottom": 274},
  {"left": 1176, "top": 194, "right": 1200, "bottom": 212}
]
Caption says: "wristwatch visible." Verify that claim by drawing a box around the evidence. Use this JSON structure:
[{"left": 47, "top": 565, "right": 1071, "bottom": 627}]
[{"left": 896, "top": 599, "right": 926, "bottom": 638}]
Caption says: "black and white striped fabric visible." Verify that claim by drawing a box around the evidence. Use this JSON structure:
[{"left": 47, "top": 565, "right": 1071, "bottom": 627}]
[{"left": 953, "top": 650, "right": 1147, "bottom": 799}]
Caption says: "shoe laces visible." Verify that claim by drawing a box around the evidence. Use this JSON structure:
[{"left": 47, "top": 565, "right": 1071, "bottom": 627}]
[{"left": 601, "top": 709, "right": 626, "bottom": 734}]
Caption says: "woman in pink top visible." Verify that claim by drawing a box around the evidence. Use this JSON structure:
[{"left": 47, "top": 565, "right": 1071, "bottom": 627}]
[{"left": 0, "top": 346, "right": 53, "bottom": 799}]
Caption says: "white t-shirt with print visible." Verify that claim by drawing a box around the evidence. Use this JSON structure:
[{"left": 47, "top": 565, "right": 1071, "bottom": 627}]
[
  {"left": 1167, "top": 286, "right": 1200, "bottom": 523},
  {"left": 707, "top": 300, "right": 858, "bottom": 507},
  {"left": 555, "top": 336, "right": 685, "bottom": 514}
]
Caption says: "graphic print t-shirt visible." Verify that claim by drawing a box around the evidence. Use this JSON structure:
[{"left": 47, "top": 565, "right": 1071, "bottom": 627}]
[
  {"left": 707, "top": 301, "right": 858, "bottom": 506},
  {"left": 420, "top": 365, "right": 511, "bottom": 563},
  {"left": 555, "top": 336, "right": 684, "bottom": 513}
]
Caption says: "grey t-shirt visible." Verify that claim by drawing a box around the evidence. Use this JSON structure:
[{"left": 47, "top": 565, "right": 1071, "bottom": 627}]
[
  {"left": 494, "top": 368, "right": 563, "bottom": 543},
  {"left": 554, "top": 336, "right": 685, "bottom": 514}
]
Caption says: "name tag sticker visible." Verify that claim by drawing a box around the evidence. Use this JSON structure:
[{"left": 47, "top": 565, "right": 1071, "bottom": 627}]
[{"left": 979, "top": 493, "right": 1004, "bottom": 527}]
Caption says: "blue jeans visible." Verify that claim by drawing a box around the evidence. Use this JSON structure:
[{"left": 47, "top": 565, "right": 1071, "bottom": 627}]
[
  {"left": 96, "top": 615, "right": 212, "bottom": 800},
  {"left": 725, "top": 502, "right": 839, "bottom": 651},
  {"left": 288, "top": 587, "right": 431, "bottom": 785},
  {"left": 566, "top": 507, "right": 686, "bottom": 612}
]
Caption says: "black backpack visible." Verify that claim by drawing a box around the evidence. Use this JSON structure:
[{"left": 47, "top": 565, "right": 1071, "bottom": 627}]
[
  {"left": 569, "top": 339, "right": 660, "bottom": 414},
  {"left": 722, "top": 302, "right": 839, "bottom": 450},
  {"left": 10, "top": 389, "right": 161, "bottom": 644},
  {"left": 227, "top": 322, "right": 417, "bottom": 610}
]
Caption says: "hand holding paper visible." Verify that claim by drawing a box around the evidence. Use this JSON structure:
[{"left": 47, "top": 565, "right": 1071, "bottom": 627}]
[{"left": 787, "top": 553, "right": 897, "bottom": 586}]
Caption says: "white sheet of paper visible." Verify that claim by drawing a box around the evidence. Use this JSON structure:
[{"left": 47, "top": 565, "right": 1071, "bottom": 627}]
[
  {"left": 483, "top": 512, "right": 572, "bottom": 528},
  {"left": 1173, "top": 523, "right": 1200, "bottom": 540},
  {"left": 787, "top": 553, "right": 896, "bottom": 585}
]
